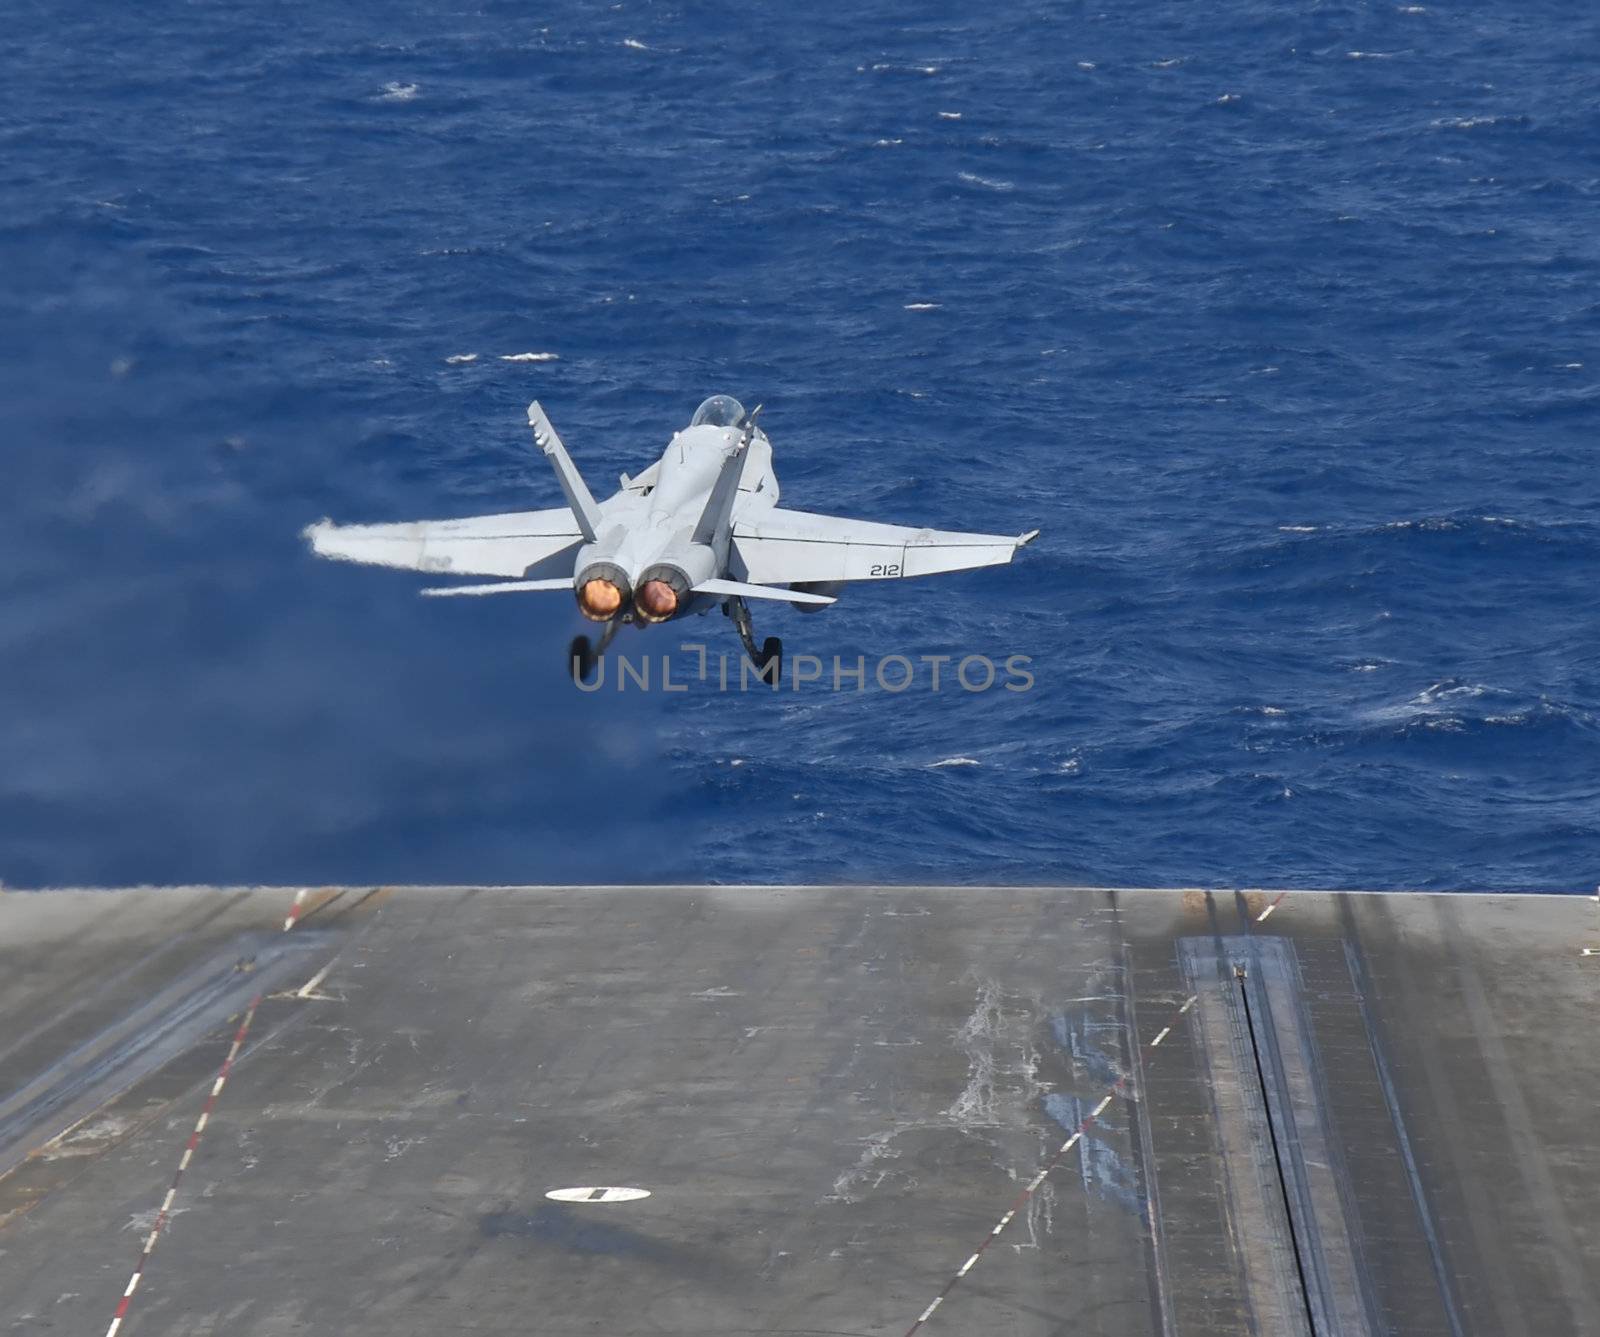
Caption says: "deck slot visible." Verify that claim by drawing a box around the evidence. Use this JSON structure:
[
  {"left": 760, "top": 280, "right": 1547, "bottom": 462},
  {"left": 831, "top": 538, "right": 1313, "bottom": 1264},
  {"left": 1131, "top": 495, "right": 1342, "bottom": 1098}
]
[{"left": 1236, "top": 962, "right": 1320, "bottom": 1334}]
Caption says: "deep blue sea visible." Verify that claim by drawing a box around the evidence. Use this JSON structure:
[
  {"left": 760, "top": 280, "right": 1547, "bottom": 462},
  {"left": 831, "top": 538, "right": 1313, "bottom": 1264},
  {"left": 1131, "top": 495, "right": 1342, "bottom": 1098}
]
[{"left": 2, "top": 1, "right": 1597, "bottom": 890}]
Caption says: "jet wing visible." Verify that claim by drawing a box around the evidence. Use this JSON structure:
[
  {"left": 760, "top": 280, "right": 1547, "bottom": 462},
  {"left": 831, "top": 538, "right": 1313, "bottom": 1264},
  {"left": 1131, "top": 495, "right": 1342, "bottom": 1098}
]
[
  {"left": 304, "top": 509, "right": 583, "bottom": 579},
  {"left": 731, "top": 508, "right": 1037, "bottom": 584}
]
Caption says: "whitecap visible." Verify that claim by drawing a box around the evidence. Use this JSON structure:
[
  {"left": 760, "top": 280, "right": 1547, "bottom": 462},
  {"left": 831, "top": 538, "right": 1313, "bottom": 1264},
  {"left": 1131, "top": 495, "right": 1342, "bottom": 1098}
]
[
  {"left": 930, "top": 757, "right": 981, "bottom": 768},
  {"left": 1077, "top": 61, "right": 1096, "bottom": 70},
  {"left": 904, "top": 302, "right": 942, "bottom": 310},
  {"left": 500, "top": 351, "right": 560, "bottom": 362},
  {"left": 379, "top": 82, "right": 420, "bottom": 101},
  {"left": 957, "top": 171, "right": 1015, "bottom": 192},
  {"left": 1260, "top": 706, "right": 1287, "bottom": 717},
  {"left": 1216, "top": 92, "right": 1241, "bottom": 104},
  {"left": 1413, "top": 681, "right": 1485, "bottom": 706},
  {"left": 938, "top": 110, "right": 962, "bottom": 119},
  {"left": 1153, "top": 58, "right": 1183, "bottom": 68},
  {"left": 874, "top": 138, "right": 904, "bottom": 147},
  {"left": 1346, "top": 50, "right": 1400, "bottom": 59},
  {"left": 622, "top": 37, "right": 648, "bottom": 50},
  {"left": 444, "top": 353, "right": 478, "bottom": 365},
  {"left": 1278, "top": 524, "right": 1318, "bottom": 532}
]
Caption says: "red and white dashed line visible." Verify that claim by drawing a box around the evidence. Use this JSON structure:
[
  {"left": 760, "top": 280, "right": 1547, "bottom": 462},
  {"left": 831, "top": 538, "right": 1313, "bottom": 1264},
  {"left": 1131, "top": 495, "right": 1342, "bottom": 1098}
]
[
  {"left": 103, "top": 992, "right": 263, "bottom": 1337},
  {"left": 103, "top": 889, "right": 309, "bottom": 1337},
  {"left": 900, "top": 992, "right": 1199, "bottom": 1337}
]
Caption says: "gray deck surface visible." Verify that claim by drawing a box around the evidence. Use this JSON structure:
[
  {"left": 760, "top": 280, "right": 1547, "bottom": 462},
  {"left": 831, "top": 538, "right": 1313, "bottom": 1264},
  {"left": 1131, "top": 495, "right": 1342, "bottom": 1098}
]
[{"left": 0, "top": 885, "right": 1595, "bottom": 1336}]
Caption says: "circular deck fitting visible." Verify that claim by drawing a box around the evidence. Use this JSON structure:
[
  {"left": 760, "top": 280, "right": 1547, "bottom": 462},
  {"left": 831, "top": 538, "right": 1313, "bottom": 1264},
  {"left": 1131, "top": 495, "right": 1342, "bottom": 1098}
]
[{"left": 545, "top": 1186, "right": 652, "bottom": 1204}]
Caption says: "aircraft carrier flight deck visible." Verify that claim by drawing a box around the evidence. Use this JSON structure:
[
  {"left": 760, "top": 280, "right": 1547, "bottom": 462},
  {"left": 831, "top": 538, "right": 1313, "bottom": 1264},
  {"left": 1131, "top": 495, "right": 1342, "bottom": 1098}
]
[{"left": 1, "top": 884, "right": 1595, "bottom": 1336}]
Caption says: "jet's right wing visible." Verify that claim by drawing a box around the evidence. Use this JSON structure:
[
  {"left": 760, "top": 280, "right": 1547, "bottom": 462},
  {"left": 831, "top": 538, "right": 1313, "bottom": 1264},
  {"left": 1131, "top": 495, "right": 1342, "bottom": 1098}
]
[
  {"left": 304, "top": 509, "right": 584, "bottom": 579},
  {"left": 731, "top": 508, "right": 1038, "bottom": 585}
]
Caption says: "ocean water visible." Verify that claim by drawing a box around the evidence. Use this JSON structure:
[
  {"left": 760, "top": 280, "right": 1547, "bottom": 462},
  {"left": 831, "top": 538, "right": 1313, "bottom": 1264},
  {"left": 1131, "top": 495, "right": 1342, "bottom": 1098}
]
[{"left": 2, "top": 1, "right": 1596, "bottom": 890}]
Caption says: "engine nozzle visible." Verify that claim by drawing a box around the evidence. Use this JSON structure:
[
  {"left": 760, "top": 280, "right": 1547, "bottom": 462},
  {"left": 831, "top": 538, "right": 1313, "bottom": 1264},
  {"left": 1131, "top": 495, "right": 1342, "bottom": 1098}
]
[
  {"left": 636, "top": 580, "right": 678, "bottom": 621},
  {"left": 633, "top": 563, "right": 691, "bottom": 623},
  {"left": 574, "top": 562, "right": 631, "bottom": 622}
]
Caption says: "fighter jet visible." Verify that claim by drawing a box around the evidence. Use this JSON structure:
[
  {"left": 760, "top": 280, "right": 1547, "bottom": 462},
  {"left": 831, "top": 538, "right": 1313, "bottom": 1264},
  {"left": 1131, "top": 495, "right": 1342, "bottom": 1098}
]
[{"left": 305, "top": 396, "right": 1039, "bottom": 682}]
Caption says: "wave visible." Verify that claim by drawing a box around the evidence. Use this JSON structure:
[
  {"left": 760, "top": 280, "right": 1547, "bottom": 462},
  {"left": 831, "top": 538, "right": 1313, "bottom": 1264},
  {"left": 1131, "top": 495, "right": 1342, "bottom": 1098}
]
[{"left": 957, "top": 172, "right": 1015, "bottom": 192}]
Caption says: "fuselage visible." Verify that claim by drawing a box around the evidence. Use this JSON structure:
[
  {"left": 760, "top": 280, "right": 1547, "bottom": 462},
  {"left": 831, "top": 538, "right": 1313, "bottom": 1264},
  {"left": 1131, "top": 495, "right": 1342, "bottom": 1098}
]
[{"left": 573, "top": 396, "right": 779, "bottom": 624}]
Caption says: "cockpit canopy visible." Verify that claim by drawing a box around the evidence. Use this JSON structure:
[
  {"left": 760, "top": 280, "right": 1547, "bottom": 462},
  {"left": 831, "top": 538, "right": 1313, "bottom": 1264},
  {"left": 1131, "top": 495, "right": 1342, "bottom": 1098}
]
[{"left": 689, "top": 394, "right": 746, "bottom": 429}]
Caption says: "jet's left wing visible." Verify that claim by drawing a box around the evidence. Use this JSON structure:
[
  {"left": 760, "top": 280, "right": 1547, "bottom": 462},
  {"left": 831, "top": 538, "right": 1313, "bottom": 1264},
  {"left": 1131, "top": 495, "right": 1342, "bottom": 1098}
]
[
  {"left": 731, "top": 508, "right": 1037, "bottom": 585},
  {"left": 304, "top": 509, "right": 584, "bottom": 579}
]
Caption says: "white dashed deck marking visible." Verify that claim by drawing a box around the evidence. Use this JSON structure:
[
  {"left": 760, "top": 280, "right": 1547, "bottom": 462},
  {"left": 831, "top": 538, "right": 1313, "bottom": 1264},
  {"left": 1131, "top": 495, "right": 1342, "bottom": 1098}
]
[{"left": 901, "top": 992, "right": 1200, "bottom": 1335}]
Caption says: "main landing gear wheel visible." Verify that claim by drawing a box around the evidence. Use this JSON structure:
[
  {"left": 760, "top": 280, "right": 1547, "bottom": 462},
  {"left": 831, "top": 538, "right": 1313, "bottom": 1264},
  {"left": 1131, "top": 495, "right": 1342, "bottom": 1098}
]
[
  {"left": 728, "top": 596, "right": 782, "bottom": 683},
  {"left": 759, "top": 636, "right": 783, "bottom": 681},
  {"left": 568, "top": 634, "right": 598, "bottom": 684},
  {"left": 568, "top": 619, "right": 621, "bottom": 685}
]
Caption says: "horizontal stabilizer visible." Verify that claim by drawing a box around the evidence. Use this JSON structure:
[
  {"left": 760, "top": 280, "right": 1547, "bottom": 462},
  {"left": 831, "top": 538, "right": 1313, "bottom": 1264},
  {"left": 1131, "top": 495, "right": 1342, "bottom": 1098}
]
[
  {"left": 694, "top": 578, "right": 836, "bottom": 606},
  {"left": 420, "top": 579, "right": 572, "bottom": 598}
]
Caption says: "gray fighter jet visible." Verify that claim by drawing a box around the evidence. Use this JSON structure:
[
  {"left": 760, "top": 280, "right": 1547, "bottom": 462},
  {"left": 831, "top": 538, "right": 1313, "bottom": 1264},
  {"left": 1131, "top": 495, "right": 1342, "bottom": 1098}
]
[{"left": 305, "top": 396, "right": 1039, "bottom": 682}]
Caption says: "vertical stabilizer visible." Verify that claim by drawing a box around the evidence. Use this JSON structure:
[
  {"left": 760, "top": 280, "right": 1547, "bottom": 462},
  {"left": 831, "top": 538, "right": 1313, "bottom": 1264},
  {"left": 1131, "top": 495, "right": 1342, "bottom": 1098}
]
[
  {"left": 691, "top": 437, "right": 752, "bottom": 549},
  {"left": 528, "top": 401, "right": 601, "bottom": 543}
]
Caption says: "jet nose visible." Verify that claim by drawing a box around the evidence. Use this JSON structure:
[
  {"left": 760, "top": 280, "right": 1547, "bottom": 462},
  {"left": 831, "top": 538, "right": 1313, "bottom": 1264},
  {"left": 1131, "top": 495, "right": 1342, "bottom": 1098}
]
[{"left": 635, "top": 579, "right": 679, "bottom": 622}]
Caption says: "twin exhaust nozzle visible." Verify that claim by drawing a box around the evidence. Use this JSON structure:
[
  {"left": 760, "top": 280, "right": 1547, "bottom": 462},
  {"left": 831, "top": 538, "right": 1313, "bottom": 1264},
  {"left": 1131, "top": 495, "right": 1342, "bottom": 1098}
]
[{"left": 575, "top": 563, "right": 687, "bottom": 624}]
